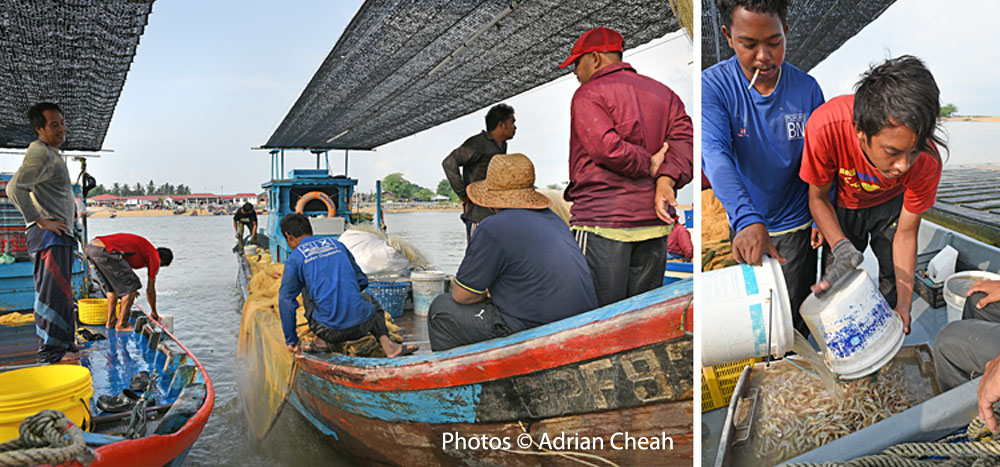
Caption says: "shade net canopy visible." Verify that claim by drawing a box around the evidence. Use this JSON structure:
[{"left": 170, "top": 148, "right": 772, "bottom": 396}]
[
  {"left": 701, "top": 0, "right": 897, "bottom": 72},
  {"left": 264, "top": 0, "right": 682, "bottom": 151},
  {"left": 0, "top": 0, "right": 154, "bottom": 151}
]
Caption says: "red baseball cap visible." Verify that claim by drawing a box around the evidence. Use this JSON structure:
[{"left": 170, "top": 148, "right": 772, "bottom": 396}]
[{"left": 558, "top": 27, "right": 624, "bottom": 69}]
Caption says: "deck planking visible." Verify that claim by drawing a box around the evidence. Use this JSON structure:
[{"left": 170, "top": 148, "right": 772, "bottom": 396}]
[{"left": 926, "top": 168, "right": 1000, "bottom": 247}]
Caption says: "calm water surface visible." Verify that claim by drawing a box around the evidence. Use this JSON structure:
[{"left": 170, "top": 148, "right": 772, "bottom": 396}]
[{"left": 88, "top": 211, "right": 463, "bottom": 466}]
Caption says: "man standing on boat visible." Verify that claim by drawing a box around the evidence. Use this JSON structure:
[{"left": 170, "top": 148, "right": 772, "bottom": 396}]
[
  {"left": 801, "top": 56, "right": 945, "bottom": 335},
  {"left": 702, "top": 0, "right": 825, "bottom": 335},
  {"left": 560, "top": 26, "right": 693, "bottom": 307},
  {"left": 6, "top": 102, "right": 79, "bottom": 363},
  {"left": 232, "top": 202, "right": 257, "bottom": 252},
  {"left": 86, "top": 233, "right": 172, "bottom": 330},
  {"left": 442, "top": 103, "right": 516, "bottom": 242},
  {"left": 277, "top": 213, "right": 417, "bottom": 357},
  {"left": 427, "top": 153, "right": 598, "bottom": 351}
]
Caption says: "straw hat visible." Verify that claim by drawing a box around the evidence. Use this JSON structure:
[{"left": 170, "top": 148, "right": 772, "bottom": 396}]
[{"left": 467, "top": 154, "right": 552, "bottom": 210}]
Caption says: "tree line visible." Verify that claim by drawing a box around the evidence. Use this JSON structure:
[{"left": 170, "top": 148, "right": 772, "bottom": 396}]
[
  {"left": 89, "top": 180, "right": 192, "bottom": 197},
  {"left": 379, "top": 173, "right": 566, "bottom": 201}
]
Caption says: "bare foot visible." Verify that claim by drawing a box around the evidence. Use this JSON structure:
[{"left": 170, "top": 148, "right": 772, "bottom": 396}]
[
  {"left": 115, "top": 325, "right": 134, "bottom": 332},
  {"left": 386, "top": 344, "right": 418, "bottom": 358},
  {"left": 58, "top": 351, "right": 82, "bottom": 364}
]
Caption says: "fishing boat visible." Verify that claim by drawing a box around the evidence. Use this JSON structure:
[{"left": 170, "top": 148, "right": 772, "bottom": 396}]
[
  {"left": 236, "top": 3, "right": 695, "bottom": 463},
  {"left": 707, "top": 218, "right": 1000, "bottom": 465},
  {"left": 0, "top": 2, "right": 215, "bottom": 465},
  {"left": 235, "top": 150, "right": 695, "bottom": 464}
]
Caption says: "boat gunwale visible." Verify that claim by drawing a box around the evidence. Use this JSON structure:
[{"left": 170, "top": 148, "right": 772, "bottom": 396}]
[
  {"left": 77, "top": 306, "right": 216, "bottom": 466},
  {"left": 295, "top": 283, "right": 692, "bottom": 391}
]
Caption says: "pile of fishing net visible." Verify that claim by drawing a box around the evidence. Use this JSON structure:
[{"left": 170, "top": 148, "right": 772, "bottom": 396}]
[{"left": 0, "top": 312, "right": 34, "bottom": 326}]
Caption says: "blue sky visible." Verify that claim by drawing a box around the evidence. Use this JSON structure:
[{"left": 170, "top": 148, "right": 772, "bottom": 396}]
[{"left": 10, "top": 0, "right": 694, "bottom": 204}]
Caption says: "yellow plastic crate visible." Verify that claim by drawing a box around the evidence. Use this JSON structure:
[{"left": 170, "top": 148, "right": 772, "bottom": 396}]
[{"left": 701, "top": 357, "right": 761, "bottom": 412}]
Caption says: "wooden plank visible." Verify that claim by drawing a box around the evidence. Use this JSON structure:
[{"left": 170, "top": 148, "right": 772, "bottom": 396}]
[{"left": 936, "top": 193, "right": 1000, "bottom": 204}]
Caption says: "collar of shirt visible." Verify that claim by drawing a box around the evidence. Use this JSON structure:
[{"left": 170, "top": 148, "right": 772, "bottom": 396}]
[{"left": 587, "top": 62, "right": 636, "bottom": 84}]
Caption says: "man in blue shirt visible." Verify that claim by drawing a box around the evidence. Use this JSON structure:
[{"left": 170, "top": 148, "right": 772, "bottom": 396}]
[
  {"left": 427, "top": 153, "right": 598, "bottom": 351},
  {"left": 278, "top": 213, "right": 417, "bottom": 356},
  {"left": 702, "top": 0, "right": 825, "bottom": 333}
]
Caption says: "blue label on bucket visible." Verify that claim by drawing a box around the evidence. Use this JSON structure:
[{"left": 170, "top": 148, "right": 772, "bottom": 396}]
[
  {"left": 749, "top": 303, "right": 767, "bottom": 355},
  {"left": 823, "top": 292, "right": 893, "bottom": 359},
  {"left": 741, "top": 264, "right": 759, "bottom": 295}
]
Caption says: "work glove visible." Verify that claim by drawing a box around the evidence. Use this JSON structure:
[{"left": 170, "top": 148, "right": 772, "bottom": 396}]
[{"left": 816, "top": 239, "right": 863, "bottom": 296}]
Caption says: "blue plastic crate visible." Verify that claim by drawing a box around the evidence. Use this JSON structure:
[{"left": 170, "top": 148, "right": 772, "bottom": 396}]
[{"left": 367, "top": 281, "right": 410, "bottom": 318}]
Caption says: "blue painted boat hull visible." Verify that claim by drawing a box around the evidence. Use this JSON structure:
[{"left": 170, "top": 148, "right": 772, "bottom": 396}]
[{"left": 0, "top": 257, "right": 86, "bottom": 313}]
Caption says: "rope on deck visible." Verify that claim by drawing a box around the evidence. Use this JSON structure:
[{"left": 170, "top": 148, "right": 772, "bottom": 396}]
[
  {"left": 785, "top": 411, "right": 1000, "bottom": 466},
  {"left": 0, "top": 410, "right": 95, "bottom": 466}
]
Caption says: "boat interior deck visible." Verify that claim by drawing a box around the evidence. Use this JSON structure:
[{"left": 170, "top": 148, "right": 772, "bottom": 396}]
[{"left": 390, "top": 310, "right": 432, "bottom": 357}]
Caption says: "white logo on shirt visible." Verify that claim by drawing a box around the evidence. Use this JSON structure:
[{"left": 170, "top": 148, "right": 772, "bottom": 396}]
[
  {"left": 300, "top": 237, "right": 340, "bottom": 264},
  {"left": 785, "top": 113, "right": 806, "bottom": 140}
]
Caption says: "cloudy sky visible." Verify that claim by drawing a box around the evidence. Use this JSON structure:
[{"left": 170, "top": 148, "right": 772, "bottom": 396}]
[{"left": 0, "top": 1, "right": 694, "bottom": 203}]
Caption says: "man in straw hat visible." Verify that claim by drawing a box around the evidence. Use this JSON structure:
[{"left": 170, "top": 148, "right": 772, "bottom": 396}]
[
  {"left": 427, "top": 154, "right": 597, "bottom": 351},
  {"left": 559, "top": 26, "right": 693, "bottom": 307}
]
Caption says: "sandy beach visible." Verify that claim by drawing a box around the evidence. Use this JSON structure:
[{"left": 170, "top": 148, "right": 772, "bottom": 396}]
[{"left": 940, "top": 116, "right": 1000, "bottom": 122}]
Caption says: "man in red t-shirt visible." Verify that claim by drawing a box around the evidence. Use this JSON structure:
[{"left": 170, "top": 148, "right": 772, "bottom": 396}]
[
  {"left": 800, "top": 55, "right": 945, "bottom": 334},
  {"left": 85, "top": 233, "right": 173, "bottom": 330}
]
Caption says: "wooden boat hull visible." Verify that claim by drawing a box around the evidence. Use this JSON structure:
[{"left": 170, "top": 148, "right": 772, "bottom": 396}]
[
  {"left": 0, "top": 257, "right": 86, "bottom": 313},
  {"left": 286, "top": 281, "right": 694, "bottom": 465},
  {"left": 0, "top": 309, "right": 214, "bottom": 467}
]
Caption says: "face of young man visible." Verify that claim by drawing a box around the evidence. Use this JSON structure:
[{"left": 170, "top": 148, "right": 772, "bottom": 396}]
[
  {"left": 497, "top": 116, "right": 516, "bottom": 141},
  {"left": 723, "top": 6, "right": 788, "bottom": 92},
  {"left": 856, "top": 122, "right": 921, "bottom": 180},
  {"left": 36, "top": 109, "right": 66, "bottom": 148}
]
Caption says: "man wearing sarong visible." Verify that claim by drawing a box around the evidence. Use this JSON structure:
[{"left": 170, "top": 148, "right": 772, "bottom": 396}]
[{"left": 7, "top": 103, "right": 78, "bottom": 363}]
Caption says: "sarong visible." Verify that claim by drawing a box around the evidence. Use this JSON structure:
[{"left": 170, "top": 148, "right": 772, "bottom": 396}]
[{"left": 27, "top": 227, "right": 77, "bottom": 363}]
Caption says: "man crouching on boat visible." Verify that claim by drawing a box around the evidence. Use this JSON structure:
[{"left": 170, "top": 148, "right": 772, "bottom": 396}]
[
  {"left": 427, "top": 154, "right": 598, "bottom": 351},
  {"left": 86, "top": 233, "right": 172, "bottom": 330},
  {"left": 278, "top": 213, "right": 417, "bottom": 357}
]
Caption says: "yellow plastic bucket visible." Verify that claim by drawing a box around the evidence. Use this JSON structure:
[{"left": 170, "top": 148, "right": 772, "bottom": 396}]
[
  {"left": 78, "top": 298, "right": 118, "bottom": 326},
  {"left": 0, "top": 365, "right": 94, "bottom": 442}
]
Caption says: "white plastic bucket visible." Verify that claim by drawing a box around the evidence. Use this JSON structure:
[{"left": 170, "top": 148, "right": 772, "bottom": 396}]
[
  {"left": 701, "top": 256, "right": 794, "bottom": 367},
  {"left": 410, "top": 271, "right": 446, "bottom": 316},
  {"left": 944, "top": 271, "right": 1000, "bottom": 323},
  {"left": 244, "top": 245, "right": 258, "bottom": 256},
  {"left": 800, "top": 269, "right": 903, "bottom": 380},
  {"left": 159, "top": 314, "right": 174, "bottom": 334}
]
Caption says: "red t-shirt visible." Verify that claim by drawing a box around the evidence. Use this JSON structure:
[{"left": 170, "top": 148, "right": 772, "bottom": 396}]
[
  {"left": 98, "top": 233, "right": 160, "bottom": 279},
  {"left": 799, "top": 95, "right": 941, "bottom": 213}
]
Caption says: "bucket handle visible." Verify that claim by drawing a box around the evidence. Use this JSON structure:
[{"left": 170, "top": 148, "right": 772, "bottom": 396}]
[
  {"left": 78, "top": 398, "right": 91, "bottom": 432},
  {"left": 765, "top": 288, "right": 774, "bottom": 367}
]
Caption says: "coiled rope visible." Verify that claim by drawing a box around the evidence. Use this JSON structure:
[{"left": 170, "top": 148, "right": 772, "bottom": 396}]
[
  {"left": 0, "top": 410, "right": 94, "bottom": 466},
  {"left": 786, "top": 410, "right": 1000, "bottom": 466}
]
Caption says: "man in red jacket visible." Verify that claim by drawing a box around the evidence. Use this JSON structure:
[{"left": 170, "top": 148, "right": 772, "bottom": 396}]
[
  {"left": 559, "top": 27, "right": 693, "bottom": 306},
  {"left": 86, "top": 233, "right": 173, "bottom": 330}
]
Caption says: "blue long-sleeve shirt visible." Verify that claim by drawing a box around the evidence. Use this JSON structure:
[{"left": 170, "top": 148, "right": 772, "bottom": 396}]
[
  {"left": 278, "top": 236, "right": 374, "bottom": 346},
  {"left": 702, "top": 56, "right": 824, "bottom": 234}
]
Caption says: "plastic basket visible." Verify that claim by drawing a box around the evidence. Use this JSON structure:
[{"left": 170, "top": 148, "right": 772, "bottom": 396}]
[
  {"left": 701, "top": 357, "right": 761, "bottom": 412},
  {"left": 367, "top": 281, "right": 410, "bottom": 318},
  {"left": 78, "top": 298, "right": 118, "bottom": 326}
]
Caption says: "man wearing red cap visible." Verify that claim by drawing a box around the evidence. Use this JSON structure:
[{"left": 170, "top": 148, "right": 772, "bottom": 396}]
[{"left": 559, "top": 27, "right": 693, "bottom": 307}]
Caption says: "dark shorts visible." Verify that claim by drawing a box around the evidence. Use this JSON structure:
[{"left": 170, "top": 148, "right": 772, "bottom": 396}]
[
  {"left": 86, "top": 244, "right": 142, "bottom": 296},
  {"left": 427, "top": 293, "right": 512, "bottom": 351},
  {"left": 305, "top": 292, "right": 391, "bottom": 345}
]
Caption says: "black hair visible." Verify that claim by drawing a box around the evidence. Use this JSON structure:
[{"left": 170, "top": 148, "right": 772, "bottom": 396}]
[
  {"left": 157, "top": 248, "right": 173, "bottom": 267},
  {"left": 485, "top": 104, "right": 515, "bottom": 131},
  {"left": 716, "top": 0, "right": 788, "bottom": 28},
  {"left": 242, "top": 202, "right": 254, "bottom": 211},
  {"left": 854, "top": 55, "right": 948, "bottom": 162},
  {"left": 280, "top": 213, "right": 313, "bottom": 238},
  {"left": 27, "top": 102, "right": 62, "bottom": 130}
]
